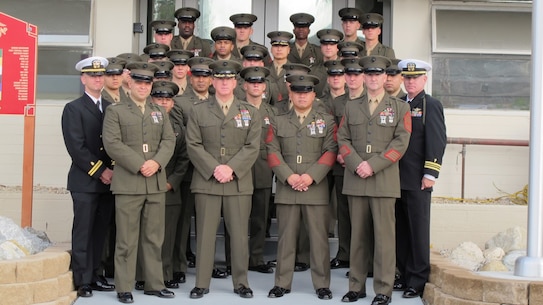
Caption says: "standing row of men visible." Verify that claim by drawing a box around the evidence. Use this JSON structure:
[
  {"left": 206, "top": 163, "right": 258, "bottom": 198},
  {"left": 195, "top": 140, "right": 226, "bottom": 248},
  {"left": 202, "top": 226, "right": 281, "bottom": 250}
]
[{"left": 61, "top": 5, "right": 446, "bottom": 305}]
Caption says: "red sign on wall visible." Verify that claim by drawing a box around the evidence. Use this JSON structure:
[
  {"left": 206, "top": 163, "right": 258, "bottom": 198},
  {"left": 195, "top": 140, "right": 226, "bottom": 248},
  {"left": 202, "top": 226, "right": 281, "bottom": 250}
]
[{"left": 0, "top": 13, "right": 37, "bottom": 115}]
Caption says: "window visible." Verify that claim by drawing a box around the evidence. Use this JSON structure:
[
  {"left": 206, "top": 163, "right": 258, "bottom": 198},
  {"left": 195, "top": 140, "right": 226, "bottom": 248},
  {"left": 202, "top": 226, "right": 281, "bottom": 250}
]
[
  {"left": 277, "top": 0, "right": 333, "bottom": 45},
  {"left": 3, "top": 0, "right": 92, "bottom": 100},
  {"left": 199, "top": 0, "right": 252, "bottom": 40},
  {"left": 432, "top": 3, "right": 531, "bottom": 109}
]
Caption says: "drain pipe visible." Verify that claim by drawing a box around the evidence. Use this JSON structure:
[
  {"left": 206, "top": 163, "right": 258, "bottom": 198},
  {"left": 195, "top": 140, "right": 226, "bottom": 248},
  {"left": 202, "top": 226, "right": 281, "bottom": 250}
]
[{"left": 515, "top": 0, "right": 543, "bottom": 278}]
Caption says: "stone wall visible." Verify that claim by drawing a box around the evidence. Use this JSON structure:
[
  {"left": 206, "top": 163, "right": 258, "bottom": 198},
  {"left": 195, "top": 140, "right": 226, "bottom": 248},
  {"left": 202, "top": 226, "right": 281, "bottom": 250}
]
[
  {"left": 0, "top": 244, "right": 76, "bottom": 305},
  {"left": 424, "top": 251, "right": 543, "bottom": 305}
]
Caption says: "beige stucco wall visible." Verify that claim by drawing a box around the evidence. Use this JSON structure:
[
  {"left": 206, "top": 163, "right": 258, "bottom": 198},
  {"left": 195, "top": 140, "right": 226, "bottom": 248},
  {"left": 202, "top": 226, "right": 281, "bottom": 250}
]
[
  {"left": 391, "top": 0, "right": 433, "bottom": 91},
  {"left": 94, "top": 0, "right": 141, "bottom": 56}
]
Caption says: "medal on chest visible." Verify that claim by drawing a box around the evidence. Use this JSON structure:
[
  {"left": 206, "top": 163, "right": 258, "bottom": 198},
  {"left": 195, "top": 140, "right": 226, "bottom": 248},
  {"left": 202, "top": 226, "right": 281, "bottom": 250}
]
[
  {"left": 316, "top": 118, "right": 326, "bottom": 134},
  {"left": 379, "top": 107, "right": 395, "bottom": 124},
  {"left": 241, "top": 109, "right": 251, "bottom": 126},
  {"left": 411, "top": 107, "right": 423, "bottom": 117},
  {"left": 235, "top": 114, "right": 243, "bottom": 127},
  {"left": 151, "top": 111, "right": 163, "bottom": 124}
]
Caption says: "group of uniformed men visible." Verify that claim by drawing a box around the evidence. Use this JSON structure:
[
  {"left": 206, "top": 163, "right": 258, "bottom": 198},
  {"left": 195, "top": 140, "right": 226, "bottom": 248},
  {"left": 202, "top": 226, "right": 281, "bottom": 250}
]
[{"left": 61, "top": 5, "right": 446, "bottom": 305}]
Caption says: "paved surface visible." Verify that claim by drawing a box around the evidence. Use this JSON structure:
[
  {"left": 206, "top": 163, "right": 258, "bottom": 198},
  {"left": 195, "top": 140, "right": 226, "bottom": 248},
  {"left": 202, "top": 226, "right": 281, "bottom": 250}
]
[{"left": 74, "top": 267, "right": 423, "bottom": 305}]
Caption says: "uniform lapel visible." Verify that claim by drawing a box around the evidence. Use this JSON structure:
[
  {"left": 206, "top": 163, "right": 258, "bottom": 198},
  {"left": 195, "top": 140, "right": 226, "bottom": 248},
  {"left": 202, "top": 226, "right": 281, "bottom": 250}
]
[
  {"left": 224, "top": 99, "right": 239, "bottom": 123},
  {"left": 83, "top": 94, "right": 102, "bottom": 121},
  {"left": 127, "top": 100, "right": 144, "bottom": 118},
  {"left": 207, "top": 97, "right": 224, "bottom": 121},
  {"left": 356, "top": 97, "right": 371, "bottom": 119},
  {"left": 410, "top": 91, "right": 425, "bottom": 111}
]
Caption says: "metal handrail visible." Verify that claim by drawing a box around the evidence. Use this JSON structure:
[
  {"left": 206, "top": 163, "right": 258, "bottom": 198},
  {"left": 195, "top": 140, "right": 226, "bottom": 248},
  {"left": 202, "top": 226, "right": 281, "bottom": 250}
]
[{"left": 447, "top": 137, "right": 529, "bottom": 199}]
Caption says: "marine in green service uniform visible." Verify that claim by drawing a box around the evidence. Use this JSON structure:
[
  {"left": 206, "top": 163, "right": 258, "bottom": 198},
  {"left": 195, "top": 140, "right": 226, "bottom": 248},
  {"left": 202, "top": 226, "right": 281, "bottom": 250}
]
[{"left": 185, "top": 60, "right": 261, "bottom": 299}]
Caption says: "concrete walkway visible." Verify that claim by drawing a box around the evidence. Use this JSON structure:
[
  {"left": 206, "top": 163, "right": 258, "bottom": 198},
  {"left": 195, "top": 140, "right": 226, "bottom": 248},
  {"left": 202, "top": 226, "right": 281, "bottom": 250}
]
[{"left": 74, "top": 268, "right": 424, "bottom": 305}]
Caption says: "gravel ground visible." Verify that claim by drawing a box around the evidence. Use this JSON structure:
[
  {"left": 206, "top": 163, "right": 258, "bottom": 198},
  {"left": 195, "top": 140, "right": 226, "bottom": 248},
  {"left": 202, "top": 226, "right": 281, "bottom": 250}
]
[
  {"left": 0, "top": 184, "right": 525, "bottom": 205},
  {"left": 0, "top": 185, "right": 69, "bottom": 194}
]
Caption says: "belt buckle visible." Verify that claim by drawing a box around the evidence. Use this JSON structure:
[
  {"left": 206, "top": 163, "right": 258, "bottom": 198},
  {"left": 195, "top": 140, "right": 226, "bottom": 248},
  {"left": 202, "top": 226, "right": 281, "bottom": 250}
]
[
  {"left": 220, "top": 147, "right": 226, "bottom": 156},
  {"left": 366, "top": 145, "right": 371, "bottom": 153},
  {"left": 143, "top": 144, "right": 149, "bottom": 153},
  {"left": 296, "top": 155, "right": 302, "bottom": 164}
]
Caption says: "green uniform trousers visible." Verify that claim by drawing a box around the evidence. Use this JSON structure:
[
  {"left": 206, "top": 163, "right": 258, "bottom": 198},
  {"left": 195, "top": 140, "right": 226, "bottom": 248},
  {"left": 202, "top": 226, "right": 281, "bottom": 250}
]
[
  {"left": 275, "top": 204, "right": 330, "bottom": 290},
  {"left": 194, "top": 193, "right": 251, "bottom": 289},
  {"left": 347, "top": 196, "right": 395, "bottom": 297},
  {"left": 114, "top": 193, "right": 165, "bottom": 292}
]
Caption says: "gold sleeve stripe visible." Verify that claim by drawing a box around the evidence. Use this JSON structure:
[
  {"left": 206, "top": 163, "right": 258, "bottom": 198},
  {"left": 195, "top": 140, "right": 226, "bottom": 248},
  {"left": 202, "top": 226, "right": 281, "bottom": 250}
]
[
  {"left": 88, "top": 160, "right": 103, "bottom": 176},
  {"left": 424, "top": 161, "right": 441, "bottom": 172}
]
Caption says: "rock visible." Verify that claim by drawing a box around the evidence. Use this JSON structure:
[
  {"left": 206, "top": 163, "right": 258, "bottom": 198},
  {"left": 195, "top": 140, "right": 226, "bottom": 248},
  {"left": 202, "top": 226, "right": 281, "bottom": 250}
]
[
  {"left": 0, "top": 240, "right": 28, "bottom": 259},
  {"left": 0, "top": 216, "right": 51, "bottom": 259},
  {"left": 480, "top": 260, "right": 509, "bottom": 272},
  {"left": 449, "top": 241, "right": 485, "bottom": 271},
  {"left": 480, "top": 261, "right": 506, "bottom": 272},
  {"left": 483, "top": 247, "right": 505, "bottom": 262},
  {"left": 485, "top": 226, "right": 527, "bottom": 253},
  {"left": 503, "top": 250, "right": 526, "bottom": 271}
]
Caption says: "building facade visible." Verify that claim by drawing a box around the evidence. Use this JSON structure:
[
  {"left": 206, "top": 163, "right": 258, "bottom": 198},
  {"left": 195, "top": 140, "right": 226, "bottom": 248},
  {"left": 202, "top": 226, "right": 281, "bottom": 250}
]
[{"left": 0, "top": 0, "right": 532, "bottom": 199}]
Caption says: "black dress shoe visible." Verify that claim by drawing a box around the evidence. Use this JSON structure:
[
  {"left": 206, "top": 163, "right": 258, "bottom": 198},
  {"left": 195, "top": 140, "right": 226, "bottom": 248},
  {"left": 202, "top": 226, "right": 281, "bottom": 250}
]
[
  {"left": 268, "top": 286, "right": 291, "bottom": 298},
  {"left": 173, "top": 271, "right": 186, "bottom": 284},
  {"left": 77, "top": 284, "right": 93, "bottom": 297},
  {"left": 345, "top": 271, "right": 349, "bottom": 277},
  {"left": 117, "top": 292, "right": 133, "bottom": 303},
  {"left": 267, "top": 259, "right": 277, "bottom": 267},
  {"left": 371, "top": 294, "right": 391, "bottom": 305},
  {"left": 187, "top": 251, "right": 196, "bottom": 268},
  {"left": 316, "top": 287, "right": 333, "bottom": 299},
  {"left": 134, "top": 281, "right": 144, "bottom": 291},
  {"left": 190, "top": 287, "right": 209, "bottom": 299},
  {"left": 367, "top": 271, "right": 373, "bottom": 278},
  {"left": 294, "top": 262, "right": 310, "bottom": 272},
  {"left": 393, "top": 280, "right": 406, "bottom": 291},
  {"left": 249, "top": 264, "right": 274, "bottom": 273},
  {"left": 164, "top": 280, "right": 179, "bottom": 289},
  {"left": 341, "top": 291, "right": 367, "bottom": 302},
  {"left": 234, "top": 285, "right": 253, "bottom": 298},
  {"left": 144, "top": 289, "right": 175, "bottom": 298},
  {"left": 211, "top": 267, "right": 228, "bottom": 278},
  {"left": 402, "top": 287, "right": 421, "bottom": 298},
  {"left": 91, "top": 278, "right": 115, "bottom": 291},
  {"left": 330, "top": 258, "right": 350, "bottom": 269}
]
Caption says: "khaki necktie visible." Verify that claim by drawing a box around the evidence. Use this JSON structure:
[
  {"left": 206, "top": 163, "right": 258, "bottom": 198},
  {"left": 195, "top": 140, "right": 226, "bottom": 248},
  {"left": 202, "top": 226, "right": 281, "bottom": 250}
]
[
  {"left": 222, "top": 104, "right": 228, "bottom": 115},
  {"left": 298, "top": 48, "right": 304, "bottom": 58},
  {"left": 276, "top": 65, "right": 282, "bottom": 76},
  {"left": 298, "top": 115, "right": 305, "bottom": 124},
  {"left": 369, "top": 99, "right": 378, "bottom": 115},
  {"left": 138, "top": 104, "right": 145, "bottom": 114}
]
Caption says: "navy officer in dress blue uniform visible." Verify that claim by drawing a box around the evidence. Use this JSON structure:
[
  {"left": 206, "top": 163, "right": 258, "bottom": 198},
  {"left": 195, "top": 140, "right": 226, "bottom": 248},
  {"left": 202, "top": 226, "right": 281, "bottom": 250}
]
[
  {"left": 61, "top": 56, "right": 115, "bottom": 298},
  {"left": 394, "top": 59, "right": 446, "bottom": 299}
]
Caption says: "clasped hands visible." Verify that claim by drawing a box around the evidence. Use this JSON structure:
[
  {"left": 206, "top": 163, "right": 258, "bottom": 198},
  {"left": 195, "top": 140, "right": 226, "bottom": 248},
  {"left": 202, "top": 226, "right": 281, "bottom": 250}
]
[
  {"left": 287, "top": 173, "right": 313, "bottom": 192},
  {"left": 214, "top": 164, "right": 234, "bottom": 183},
  {"left": 100, "top": 168, "right": 113, "bottom": 185},
  {"left": 140, "top": 160, "right": 160, "bottom": 177},
  {"left": 356, "top": 161, "right": 374, "bottom": 179}
]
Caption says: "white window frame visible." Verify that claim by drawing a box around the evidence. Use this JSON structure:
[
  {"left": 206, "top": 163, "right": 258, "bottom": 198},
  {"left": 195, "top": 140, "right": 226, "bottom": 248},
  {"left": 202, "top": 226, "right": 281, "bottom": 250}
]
[{"left": 431, "top": 1, "right": 531, "bottom": 55}]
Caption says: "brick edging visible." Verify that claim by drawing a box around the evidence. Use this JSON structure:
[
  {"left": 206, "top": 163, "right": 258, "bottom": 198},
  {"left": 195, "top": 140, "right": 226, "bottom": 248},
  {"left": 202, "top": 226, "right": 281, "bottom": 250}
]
[
  {"left": 0, "top": 245, "right": 77, "bottom": 305},
  {"left": 424, "top": 251, "right": 543, "bottom": 305}
]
